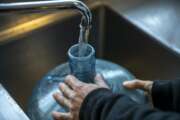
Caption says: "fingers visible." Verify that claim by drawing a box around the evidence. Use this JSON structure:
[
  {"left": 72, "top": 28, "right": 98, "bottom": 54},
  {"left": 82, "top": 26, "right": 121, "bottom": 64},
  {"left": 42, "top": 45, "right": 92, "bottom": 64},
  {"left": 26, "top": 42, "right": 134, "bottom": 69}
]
[
  {"left": 64, "top": 75, "right": 84, "bottom": 90},
  {"left": 95, "top": 74, "right": 109, "bottom": 88},
  {"left": 123, "top": 79, "right": 153, "bottom": 92},
  {"left": 123, "top": 80, "right": 145, "bottom": 89},
  {"left": 52, "top": 111, "right": 72, "bottom": 120},
  {"left": 53, "top": 92, "right": 72, "bottom": 108},
  {"left": 59, "top": 83, "right": 76, "bottom": 99}
]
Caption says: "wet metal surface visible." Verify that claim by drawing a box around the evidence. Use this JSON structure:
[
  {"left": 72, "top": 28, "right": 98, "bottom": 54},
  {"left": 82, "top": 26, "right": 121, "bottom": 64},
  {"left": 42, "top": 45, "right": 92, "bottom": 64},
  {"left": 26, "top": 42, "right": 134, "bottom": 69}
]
[
  {"left": 103, "top": 0, "right": 180, "bottom": 54},
  {"left": 0, "top": 0, "right": 92, "bottom": 44},
  {"left": 0, "top": 84, "right": 30, "bottom": 120}
]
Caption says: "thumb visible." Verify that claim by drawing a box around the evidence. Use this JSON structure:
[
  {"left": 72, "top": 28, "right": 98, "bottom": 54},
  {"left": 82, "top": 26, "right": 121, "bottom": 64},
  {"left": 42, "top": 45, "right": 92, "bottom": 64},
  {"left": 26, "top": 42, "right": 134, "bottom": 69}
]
[
  {"left": 95, "top": 74, "right": 109, "bottom": 88},
  {"left": 123, "top": 80, "right": 153, "bottom": 92}
]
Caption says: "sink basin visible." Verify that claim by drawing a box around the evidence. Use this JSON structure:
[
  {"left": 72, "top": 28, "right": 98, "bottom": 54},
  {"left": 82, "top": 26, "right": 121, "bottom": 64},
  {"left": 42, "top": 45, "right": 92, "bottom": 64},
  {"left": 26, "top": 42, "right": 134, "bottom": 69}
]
[
  {"left": 0, "top": 2, "right": 180, "bottom": 113},
  {"left": 104, "top": 8, "right": 180, "bottom": 80}
]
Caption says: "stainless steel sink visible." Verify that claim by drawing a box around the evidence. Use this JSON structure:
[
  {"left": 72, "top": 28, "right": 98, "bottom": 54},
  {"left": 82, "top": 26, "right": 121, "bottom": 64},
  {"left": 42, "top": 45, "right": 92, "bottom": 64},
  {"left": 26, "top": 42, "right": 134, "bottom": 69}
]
[
  {"left": 0, "top": 1, "right": 180, "bottom": 113},
  {"left": 104, "top": 8, "right": 180, "bottom": 80}
]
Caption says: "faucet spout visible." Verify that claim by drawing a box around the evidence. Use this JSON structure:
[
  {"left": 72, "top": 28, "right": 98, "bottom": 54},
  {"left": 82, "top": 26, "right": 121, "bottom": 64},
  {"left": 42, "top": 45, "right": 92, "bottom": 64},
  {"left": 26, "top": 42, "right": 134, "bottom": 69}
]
[{"left": 0, "top": 0, "right": 92, "bottom": 42}]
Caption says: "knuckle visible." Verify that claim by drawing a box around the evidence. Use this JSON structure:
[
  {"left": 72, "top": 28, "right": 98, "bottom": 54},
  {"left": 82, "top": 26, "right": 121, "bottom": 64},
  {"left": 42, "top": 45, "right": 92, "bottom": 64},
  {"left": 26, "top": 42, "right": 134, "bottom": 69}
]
[
  {"left": 134, "top": 80, "right": 140, "bottom": 85},
  {"left": 74, "top": 84, "right": 83, "bottom": 91},
  {"left": 69, "top": 114, "right": 73, "bottom": 119},
  {"left": 59, "top": 83, "right": 65, "bottom": 90},
  {"left": 70, "top": 93, "right": 77, "bottom": 100},
  {"left": 73, "top": 93, "right": 78, "bottom": 97},
  {"left": 69, "top": 104, "right": 75, "bottom": 110}
]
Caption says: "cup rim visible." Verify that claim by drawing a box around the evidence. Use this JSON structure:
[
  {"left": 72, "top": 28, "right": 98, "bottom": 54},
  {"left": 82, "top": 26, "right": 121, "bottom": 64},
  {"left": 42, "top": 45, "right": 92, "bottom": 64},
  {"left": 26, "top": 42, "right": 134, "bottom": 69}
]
[{"left": 68, "top": 43, "right": 95, "bottom": 61}]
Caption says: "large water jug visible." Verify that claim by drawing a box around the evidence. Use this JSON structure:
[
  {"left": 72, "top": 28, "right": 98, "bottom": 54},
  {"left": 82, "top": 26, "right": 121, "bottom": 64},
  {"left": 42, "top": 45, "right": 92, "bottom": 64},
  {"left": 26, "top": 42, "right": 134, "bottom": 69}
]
[{"left": 27, "top": 43, "right": 147, "bottom": 120}]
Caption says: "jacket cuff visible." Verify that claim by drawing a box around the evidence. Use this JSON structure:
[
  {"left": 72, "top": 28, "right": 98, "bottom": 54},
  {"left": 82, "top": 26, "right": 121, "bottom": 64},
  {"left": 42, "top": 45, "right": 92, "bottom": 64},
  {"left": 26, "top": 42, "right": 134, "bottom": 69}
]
[
  {"left": 152, "top": 80, "right": 173, "bottom": 111},
  {"left": 79, "top": 88, "right": 113, "bottom": 120}
]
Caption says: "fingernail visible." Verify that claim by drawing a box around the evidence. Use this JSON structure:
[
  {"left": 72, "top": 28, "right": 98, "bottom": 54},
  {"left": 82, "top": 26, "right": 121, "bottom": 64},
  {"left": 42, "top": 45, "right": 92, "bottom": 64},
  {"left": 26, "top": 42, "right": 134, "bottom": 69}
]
[
  {"left": 96, "top": 73, "right": 101, "bottom": 77},
  {"left": 59, "top": 83, "right": 66, "bottom": 90},
  {"left": 53, "top": 92, "right": 59, "bottom": 98},
  {"left": 51, "top": 111, "right": 59, "bottom": 117},
  {"left": 51, "top": 111, "right": 56, "bottom": 115},
  {"left": 59, "top": 83, "right": 64, "bottom": 87},
  {"left": 96, "top": 73, "right": 103, "bottom": 79},
  {"left": 123, "top": 81, "right": 131, "bottom": 86},
  {"left": 66, "top": 75, "right": 75, "bottom": 81},
  {"left": 65, "top": 75, "right": 72, "bottom": 79},
  {"left": 53, "top": 92, "right": 63, "bottom": 99}
]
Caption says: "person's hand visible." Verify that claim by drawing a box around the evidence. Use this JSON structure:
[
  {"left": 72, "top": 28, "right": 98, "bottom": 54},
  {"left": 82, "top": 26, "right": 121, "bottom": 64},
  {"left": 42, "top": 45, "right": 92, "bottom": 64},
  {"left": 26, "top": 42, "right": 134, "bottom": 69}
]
[
  {"left": 123, "top": 79, "right": 153, "bottom": 93},
  {"left": 123, "top": 79, "right": 154, "bottom": 106},
  {"left": 52, "top": 74, "right": 109, "bottom": 120}
]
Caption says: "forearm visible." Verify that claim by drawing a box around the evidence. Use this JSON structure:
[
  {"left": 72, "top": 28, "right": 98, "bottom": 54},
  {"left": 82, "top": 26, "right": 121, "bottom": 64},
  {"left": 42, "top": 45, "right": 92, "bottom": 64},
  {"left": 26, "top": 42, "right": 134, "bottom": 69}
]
[{"left": 80, "top": 88, "right": 180, "bottom": 120}]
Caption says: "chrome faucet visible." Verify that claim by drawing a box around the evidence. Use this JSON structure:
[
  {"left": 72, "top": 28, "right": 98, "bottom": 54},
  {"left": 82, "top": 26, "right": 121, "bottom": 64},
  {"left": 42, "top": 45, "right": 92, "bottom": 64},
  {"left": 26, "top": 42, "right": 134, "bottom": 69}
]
[{"left": 0, "top": 0, "right": 92, "bottom": 42}]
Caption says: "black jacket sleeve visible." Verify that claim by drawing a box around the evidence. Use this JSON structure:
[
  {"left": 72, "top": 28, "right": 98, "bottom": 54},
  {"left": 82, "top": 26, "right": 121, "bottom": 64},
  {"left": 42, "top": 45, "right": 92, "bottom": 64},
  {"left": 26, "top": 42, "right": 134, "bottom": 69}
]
[
  {"left": 80, "top": 88, "right": 180, "bottom": 120},
  {"left": 152, "top": 80, "right": 180, "bottom": 112}
]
